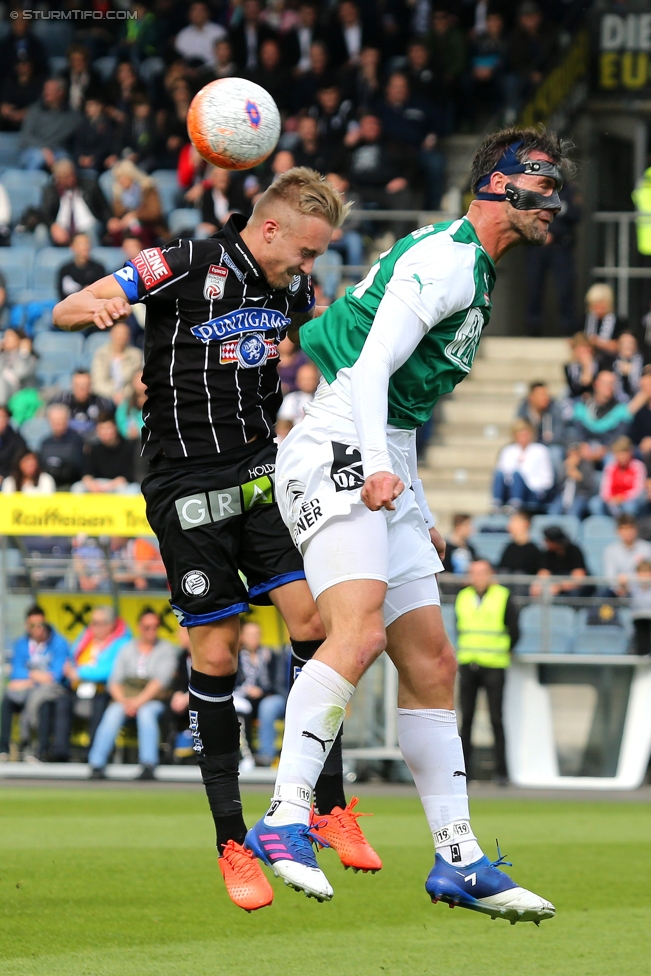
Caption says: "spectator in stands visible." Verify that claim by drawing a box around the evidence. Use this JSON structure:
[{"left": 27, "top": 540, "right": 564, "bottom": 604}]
[
  {"left": 379, "top": 72, "right": 445, "bottom": 210},
  {"left": 327, "top": 0, "right": 371, "bottom": 70},
  {"left": 277, "top": 336, "right": 308, "bottom": 394},
  {"left": 340, "top": 44, "right": 381, "bottom": 113},
  {"left": 234, "top": 621, "right": 286, "bottom": 767},
  {"left": 0, "top": 59, "right": 43, "bottom": 133},
  {"left": 110, "top": 535, "right": 165, "bottom": 591},
  {"left": 0, "top": 604, "right": 69, "bottom": 762},
  {"left": 498, "top": 511, "right": 542, "bottom": 576},
  {"left": 604, "top": 513, "right": 651, "bottom": 580},
  {"left": 516, "top": 381, "right": 565, "bottom": 458},
  {"left": 290, "top": 40, "right": 333, "bottom": 111},
  {"left": 492, "top": 419, "right": 555, "bottom": 512},
  {"left": 2, "top": 449, "right": 55, "bottom": 495},
  {"left": 50, "top": 369, "right": 113, "bottom": 441},
  {"left": 197, "top": 167, "right": 252, "bottom": 236},
  {"left": 532, "top": 526, "right": 587, "bottom": 596},
  {"left": 57, "top": 234, "right": 106, "bottom": 300},
  {"left": 0, "top": 404, "right": 26, "bottom": 484},
  {"left": 465, "top": 10, "right": 508, "bottom": 120},
  {"left": 593, "top": 437, "right": 647, "bottom": 517},
  {"left": 73, "top": 96, "right": 118, "bottom": 176},
  {"left": 427, "top": 7, "right": 467, "bottom": 121},
  {"left": 91, "top": 321, "right": 143, "bottom": 405},
  {"left": 61, "top": 44, "right": 104, "bottom": 113},
  {"left": 73, "top": 413, "right": 139, "bottom": 494},
  {"left": 116, "top": 0, "right": 166, "bottom": 66},
  {"left": 548, "top": 442, "right": 597, "bottom": 518},
  {"left": 105, "top": 61, "right": 146, "bottom": 128},
  {"left": 65, "top": 606, "right": 131, "bottom": 747},
  {"left": 583, "top": 283, "right": 619, "bottom": 357},
  {"left": 41, "top": 159, "right": 110, "bottom": 247},
  {"left": 504, "top": 1, "right": 558, "bottom": 124},
  {"left": 442, "top": 513, "right": 477, "bottom": 574},
  {"left": 246, "top": 38, "right": 292, "bottom": 113},
  {"left": 209, "top": 38, "right": 238, "bottom": 80},
  {"left": 284, "top": 1, "right": 323, "bottom": 75},
  {"left": 308, "top": 84, "right": 355, "bottom": 151},
  {"left": 68, "top": 533, "right": 110, "bottom": 593},
  {"left": 293, "top": 114, "right": 344, "bottom": 176},
  {"left": 105, "top": 160, "right": 166, "bottom": 247},
  {"left": 525, "top": 181, "right": 581, "bottom": 337},
  {"left": 616, "top": 559, "right": 651, "bottom": 655},
  {"left": 177, "top": 143, "right": 208, "bottom": 206},
  {"left": 229, "top": 0, "right": 278, "bottom": 72},
  {"left": 88, "top": 610, "right": 177, "bottom": 780},
  {"left": 345, "top": 113, "right": 415, "bottom": 237},
  {"left": 115, "top": 370, "right": 147, "bottom": 441},
  {"left": 565, "top": 332, "right": 599, "bottom": 399},
  {"left": 120, "top": 93, "right": 158, "bottom": 173},
  {"left": 167, "top": 626, "right": 192, "bottom": 760},
  {"left": 629, "top": 366, "right": 651, "bottom": 472},
  {"left": 571, "top": 370, "right": 651, "bottom": 464},
  {"left": 39, "top": 403, "right": 85, "bottom": 489},
  {"left": 324, "top": 172, "right": 364, "bottom": 276},
  {"left": 19, "top": 77, "right": 81, "bottom": 171},
  {"left": 456, "top": 560, "right": 518, "bottom": 783},
  {"left": 276, "top": 360, "right": 320, "bottom": 440},
  {"left": 0, "top": 328, "right": 37, "bottom": 405},
  {"left": 610, "top": 332, "right": 643, "bottom": 400},
  {"left": 0, "top": 11, "right": 48, "bottom": 85},
  {"left": 175, "top": 0, "right": 227, "bottom": 66},
  {"left": 405, "top": 40, "right": 438, "bottom": 106}
]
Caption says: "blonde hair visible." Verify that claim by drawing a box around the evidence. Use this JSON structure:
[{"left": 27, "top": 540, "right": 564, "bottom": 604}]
[
  {"left": 512, "top": 418, "right": 534, "bottom": 438},
  {"left": 111, "top": 159, "right": 154, "bottom": 199},
  {"left": 253, "top": 167, "right": 350, "bottom": 228},
  {"left": 612, "top": 436, "right": 633, "bottom": 453},
  {"left": 585, "top": 282, "right": 614, "bottom": 313}
]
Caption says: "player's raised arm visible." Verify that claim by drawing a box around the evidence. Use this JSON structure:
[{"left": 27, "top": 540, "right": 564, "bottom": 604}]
[{"left": 53, "top": 275, "right": 132, "bottom": 332}]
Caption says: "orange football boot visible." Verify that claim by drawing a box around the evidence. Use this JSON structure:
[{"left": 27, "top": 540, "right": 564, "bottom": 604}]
[
  {"left": 218, "top": 840, "right": 274, "bottom": 911},
  {"left": 311, "top": 797, "right": 382, "bottom": 873}
]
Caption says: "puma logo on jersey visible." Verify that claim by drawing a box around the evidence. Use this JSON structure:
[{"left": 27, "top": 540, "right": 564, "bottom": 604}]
[
  {"left": 412, "top": 273, "right": 436, "bottom": 293},
  {"left": 453, "top": 770, "right": 467, "bottom": 777},
  {"left": 302, "top": 730, "right": 334, "bottom": 752}
]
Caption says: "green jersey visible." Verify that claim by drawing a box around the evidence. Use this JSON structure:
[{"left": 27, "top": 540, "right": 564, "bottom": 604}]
[{"left": 300, "top": 216, "right": 496, "bottom": 429}]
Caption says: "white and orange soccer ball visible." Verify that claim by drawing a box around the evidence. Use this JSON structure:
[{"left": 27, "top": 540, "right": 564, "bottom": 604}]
[{"left": 187, "top": 78, "right": 281, "bottom": 171}]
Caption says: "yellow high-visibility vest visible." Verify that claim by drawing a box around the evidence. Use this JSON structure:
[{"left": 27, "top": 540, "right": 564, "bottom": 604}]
[
  {"left": 632, "top": 167, "right": 651, "bottom": 256},
  {"left": 455, "top": 584, "right": 511, "bottom": 669}
]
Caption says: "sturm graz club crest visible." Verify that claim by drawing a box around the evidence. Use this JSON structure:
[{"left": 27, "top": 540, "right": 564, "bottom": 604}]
[
  {"left": 330, "top": 442, "right": 365, "bottom": 492},
  {"left": 181, "top": 570, "right": 210, "bottom": 597}
]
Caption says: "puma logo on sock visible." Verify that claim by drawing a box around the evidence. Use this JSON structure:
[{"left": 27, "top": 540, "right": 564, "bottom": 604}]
[
  {"left": 301, "top": 730, "right": 334, "bottom": 752},
  {"left": 453, "top": 770, "right": 467, "bottom": 777}
]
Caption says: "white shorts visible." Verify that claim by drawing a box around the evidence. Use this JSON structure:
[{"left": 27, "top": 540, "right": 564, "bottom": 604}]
[{"left": 276, "top": 410, "right": 443, "bottom": 625}]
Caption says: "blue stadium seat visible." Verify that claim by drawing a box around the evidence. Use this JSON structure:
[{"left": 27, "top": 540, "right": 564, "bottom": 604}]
[
  {"left": 530, "top": 514, "right": 581, "bottom": 545},
  {"left": 81, "top": 331, "right": 110, "bottom": 369},
  {"left": 168, "top": 208, "right": 201, "bottom": 237},
  {"left": 0, "top": 133, "right": 21, "bottom": 168},
  {"left": 0, "top": 170, "right": 48, "bottom": 225},
  {"left": 515, "top": 604, "right": 576, "bottom": 655},
  {"left": 33, "top": 331, "right": 84, "bottom": 385},
  {"left": 573, "top": 627, "right": 630, "bottom": 655},
  {"left": 151, "top": 170, "right": 180, "bottom": 216},
  {"left": 469, "top": 532, "right": 509, "bottom": 566},
  {"left": 580, "top": 515, "right": 617, "bottom": 541},
  {"left": 94, "top": 56, "right": 117, "bottom": 81},
  {"left": 20, "top": 416, "right": 51, "bottom": 451},
  {"left": 98, "top": 169, "right": 114, "bottom": 201},
  {"left": 440, "top": 603, "right": 456, "bottom": 643},
  {"left": 91, "top": 247, "right": 126, "bottom": 274},
  {"left": 0, "top": 169, "right": 49, "bottom": 192},
  {"left": 0, "top": 248, "right": 34, "bottom": 301},
  {"left": 582, "top": 537, "right": 612, "bottom": 577},
  {"left": 472, "top": 514, "right": 509, "bottom": 533},
  {"left": 33, "top": 248, "right": 73, "bottom": 300}
]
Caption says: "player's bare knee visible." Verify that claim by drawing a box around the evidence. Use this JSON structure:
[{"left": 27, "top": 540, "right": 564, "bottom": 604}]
[{"left": 289, "top": 608, "right": 325, "bottom": 643}]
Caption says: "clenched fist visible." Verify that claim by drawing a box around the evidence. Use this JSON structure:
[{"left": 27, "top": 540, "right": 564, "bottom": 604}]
[
  {"left": 93, "top": 296, "right": 132, "bottom": 330},
  {"left": 361, "top": 471, "right": 404, "bottom": 511}
]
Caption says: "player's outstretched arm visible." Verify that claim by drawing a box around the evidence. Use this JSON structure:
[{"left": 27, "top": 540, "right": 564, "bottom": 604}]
[{"left": 53, "top": 275, "right": 132, "bottom": 332}]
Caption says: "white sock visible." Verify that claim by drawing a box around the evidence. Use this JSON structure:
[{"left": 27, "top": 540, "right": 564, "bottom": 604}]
[
  {"left": 397, "top": 707, "right": 484, "bottom": 867},
  {"left": 264, "top": 659, "right": 355, "bottom": 827}
]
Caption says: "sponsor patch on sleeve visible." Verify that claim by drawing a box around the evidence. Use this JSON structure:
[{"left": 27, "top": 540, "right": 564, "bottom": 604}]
[{"left": 132, "top": 248, "right": 173, "bottom": 291}]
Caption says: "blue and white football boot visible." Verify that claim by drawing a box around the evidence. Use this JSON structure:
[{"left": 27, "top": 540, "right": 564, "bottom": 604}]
[
  {"left": 245, "top": 818, "right": 334, "bottom": 902},
  {"left": 425, "top": 846, "right": 555, "bottom": 925}
]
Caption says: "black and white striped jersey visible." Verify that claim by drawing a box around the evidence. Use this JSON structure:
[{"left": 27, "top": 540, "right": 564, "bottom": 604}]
[{"left": 113, "top": 214, "right": 314, "bottom": 459}]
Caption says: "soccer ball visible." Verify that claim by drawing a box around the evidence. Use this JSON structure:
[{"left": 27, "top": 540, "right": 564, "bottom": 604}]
[{"left": 187, "top": 78, "right": 281, "bottom": 171}]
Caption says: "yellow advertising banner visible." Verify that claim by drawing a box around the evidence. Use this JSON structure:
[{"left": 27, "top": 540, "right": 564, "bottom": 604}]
[
  {"left": 0, "top": 493, "right": 153, "bottom": 536},
  {"left": 38, "top": 593, "right": 288, "bottom": 647}
]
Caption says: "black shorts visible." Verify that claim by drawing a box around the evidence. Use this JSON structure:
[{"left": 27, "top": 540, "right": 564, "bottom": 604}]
[{"left": 142, "top": 440, "right": 305, "bottom": 627}]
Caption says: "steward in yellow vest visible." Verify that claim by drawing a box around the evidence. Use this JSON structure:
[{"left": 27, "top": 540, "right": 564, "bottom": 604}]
[
  {"left": 455, "top": 560, "right": 520, "bottom": 783},
  {"left": 632, "top": 167, "right": 651, "bottom": 257}
]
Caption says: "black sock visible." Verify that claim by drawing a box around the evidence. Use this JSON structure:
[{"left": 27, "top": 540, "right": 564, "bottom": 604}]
[
  {"left": 189, "top": 668, "right": 246, "bottom": 854},
  {"left": 290, "top": 639, "right": 347, "bottom": 815}
]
